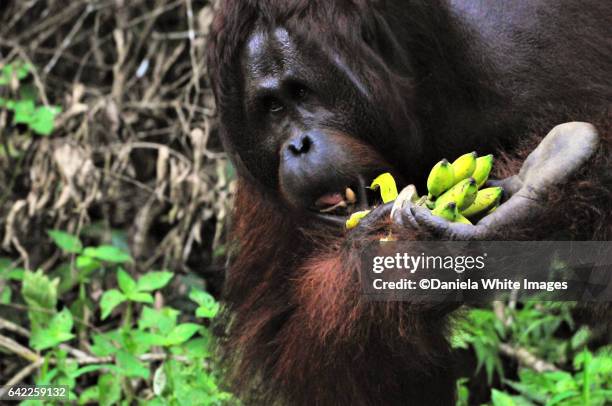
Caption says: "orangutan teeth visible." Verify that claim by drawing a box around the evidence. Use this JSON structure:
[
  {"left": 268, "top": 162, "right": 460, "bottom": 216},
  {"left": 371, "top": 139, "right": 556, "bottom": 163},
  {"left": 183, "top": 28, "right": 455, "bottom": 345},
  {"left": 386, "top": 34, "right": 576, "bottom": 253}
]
[{"left": 345, "top": 187, "right": 356, "bottom": 204}]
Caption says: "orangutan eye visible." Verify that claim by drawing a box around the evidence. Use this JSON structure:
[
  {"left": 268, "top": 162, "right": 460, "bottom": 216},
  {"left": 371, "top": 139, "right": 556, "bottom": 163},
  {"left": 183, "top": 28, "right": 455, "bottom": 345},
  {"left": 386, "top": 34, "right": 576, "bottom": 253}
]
[{"left": 293, "top": 84, "right": 308, "bottom": 99}]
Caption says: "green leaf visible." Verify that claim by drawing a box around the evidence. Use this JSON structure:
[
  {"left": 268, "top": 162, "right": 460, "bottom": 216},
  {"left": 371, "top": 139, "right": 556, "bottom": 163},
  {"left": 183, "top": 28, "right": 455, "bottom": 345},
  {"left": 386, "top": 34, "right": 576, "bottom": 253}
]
[
  {"left": 22, "top": 270, "right": 59, "bottom": 329},
  {"left": 117, "top": 269, "right": 136, "bottom": 295},
  {"left": 30, "top": 106, "right": 61, "bottom": 136},
  {"left": 30, "top": 308, "right": 75, "bottom": 350},
  {"left": 16, "top": 63, "right": 32, "bottom": 79},
  {"left": 573, "top": 347, "right": 593, "bottom": 369},
  {"left": 138, "top": 306, "right": 178, "bottom": 335},
  {"left": 547, "top": 390, "right": 580, "bottom": 406},
  {"left": 136, "top": 271, "right": 173, "bottom": 292},
  {"left": 144, "top": 399, "right": 167, "bottom": 406},
  {"left": 116, "top": 350, "right": 150, "bottom": 378},
  {"left": 12, "top": 99, "right": 35, "bottom": 124},
  {"left": 51, "top": 307, "right": 74, "bottom": 331},
  {"left": 190, "top": 289, "right": 220, "bottom": 319},
  {"left": 1, "top": 287, "right": 12, "bottom": 304},
  {"left": 503, "top": 376, "right": 548, "bottom": 403},
  {"left": 52, "top": 263, "right": 77, "bottom": 294},
  {"left": 589, "top": 349, "right": 612, "bottom": 375},
  {"left": 0, "top": 63, "right": 30, "bottom": 86},
  {"left": 164, "top": 323, "right": 200, "bottom": 346},
  {"left": 98, "top": 374, "right": 121, "bottom": 406},
  {"left": 19, "top": 84, "right": 38, "bottom": 102},
  {"left": 126, "top": 291, "right": 154, "bottom": 304},
  {"left": 47, "top": 230, "right": 83, "bottom": 253},
  {"left": 0, "top": 258, "right": 25, "bottom": 281},
  {"left": 450, "top": 329, "right": 470, "bottom": 349},
  {"left": 79, "top": 385, "right": 99, "bottom": 404},
  {"left": 491, "top": 389, "right": 516, "bottom": 406},
  {"left": 0, "top": 258, "right": 10, "bottom": 272},
  {"left": 7, "top": 268, "right": 24, "bottom": 280},
  {"left": 71, "top": 364, "right": 119, "bottom": 379},
  {"left": 178, "top": 337, "right": 211, "bottom": 359},
  {"left": 76, "top": 255, "right": 101, "bottom": 272},
  {"left": 195, "top": 306, "right": 219, "bottom": 319},
  {"left": 456, "top": 378, "right": 470, "bottom": 406},
  {"left": 100, "top": 289, "right": 126, "bottom": 320},
  {"left": 90, "top": 333, "right": 119, "bottom": 357},
  {"left": 83, "top": 245, "right": 132, "bottom": 263},
  {"left": 131, "top": 331, "right": 165, "bottom": 350},
  {"left": 571, "top": 327, "right": 591, "bottom": 350}
]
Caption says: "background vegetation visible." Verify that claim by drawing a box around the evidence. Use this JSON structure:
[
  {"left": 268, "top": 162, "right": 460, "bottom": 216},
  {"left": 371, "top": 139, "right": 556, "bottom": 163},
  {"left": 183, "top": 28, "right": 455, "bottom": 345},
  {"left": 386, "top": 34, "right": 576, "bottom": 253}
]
[{"left": 0, "top": 1, "right": 609, "bottom": 405}]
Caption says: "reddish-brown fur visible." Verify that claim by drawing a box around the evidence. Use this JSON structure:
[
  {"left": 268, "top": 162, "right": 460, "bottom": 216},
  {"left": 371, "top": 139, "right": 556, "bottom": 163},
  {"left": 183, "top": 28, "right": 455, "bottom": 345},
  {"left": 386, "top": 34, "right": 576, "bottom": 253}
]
[
  {"left": 219, "top": 123, "right": 610, "bottom": 406},
  {"left": 208, "top": 1, "right": 611, "bottom": 404},
  {"left": 222, "top": 180, "right": 460, "bottom": 405}
]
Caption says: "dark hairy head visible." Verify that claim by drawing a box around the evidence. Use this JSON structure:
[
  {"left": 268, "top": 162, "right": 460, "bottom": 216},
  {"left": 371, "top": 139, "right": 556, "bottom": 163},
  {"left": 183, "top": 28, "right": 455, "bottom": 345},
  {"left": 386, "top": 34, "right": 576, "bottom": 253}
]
[{"left": 207, "top": 1, "right": 424, "bottom": 217}]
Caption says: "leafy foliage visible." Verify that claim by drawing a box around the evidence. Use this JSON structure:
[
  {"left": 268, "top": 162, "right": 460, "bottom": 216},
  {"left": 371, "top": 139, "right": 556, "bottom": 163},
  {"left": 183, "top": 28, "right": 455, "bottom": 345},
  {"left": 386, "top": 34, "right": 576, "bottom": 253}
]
[
  {"left": 453, "top": 303, "right": 611, "bottom": 405},
  {"left": 0, "top": 62, "right": 61, "bottom": 136},
  {"left": 501, "top": 349, "right": 612, "bottom": 406},
  {"left": 0, "top": 228, "right": 236, "bottom": 405},
  {"left": 453, "top": 308, "right": 506, "bottom": 383}
]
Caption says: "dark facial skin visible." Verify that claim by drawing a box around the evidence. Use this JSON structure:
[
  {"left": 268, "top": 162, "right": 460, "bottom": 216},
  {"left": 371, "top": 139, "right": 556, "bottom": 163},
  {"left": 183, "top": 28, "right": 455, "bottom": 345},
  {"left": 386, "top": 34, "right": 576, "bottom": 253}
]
[{"left": 236, "top": 27, "right": 417, "bottom": 213}]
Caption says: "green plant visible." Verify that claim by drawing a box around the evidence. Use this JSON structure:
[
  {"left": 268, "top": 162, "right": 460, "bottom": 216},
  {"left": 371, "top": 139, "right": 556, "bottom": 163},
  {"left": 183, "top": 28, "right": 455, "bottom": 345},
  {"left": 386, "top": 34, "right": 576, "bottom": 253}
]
[
  {"left": 0, "top": 257, "right": 24, "bottom": 304},
  {"left": 506, "top": 302, "right": 576, "bottom": 364},
  {"left": 0, "top": 228, "right": 235, "bottom": 405},
  {"left": 453, "top": 303, "right": 612, "bottom": 405},
  {"left": 499, "top": 348, "right": 612, "bottom": 406},
  {"left": 0, "top": 62, "right": 61, "bottom": 136},
  {"left": 452, "top": 308, "right": 506, "bottom": 383},
  {"left": 456, "top": 377, "right": 470, "bottom": 406}
]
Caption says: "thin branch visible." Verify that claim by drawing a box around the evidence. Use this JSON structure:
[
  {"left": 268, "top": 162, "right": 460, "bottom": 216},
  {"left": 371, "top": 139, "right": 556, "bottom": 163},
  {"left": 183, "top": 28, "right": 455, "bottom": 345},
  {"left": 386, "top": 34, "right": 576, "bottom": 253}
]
[
  {"left": 492, "top": 302, "right": 560, "bottom": 373},
  {"left": 43, "top": 4, "right": 94, "bottom": 74},
  {"left": 0, "top": 333, "right": 39, "bottom": 362},
  {"left": 499, "top": 343, "right": 560, "bottom": 372},
  {"left": 0, "top": 331, "right": 187, "bottom": 367},
  {"left": 152, "top": 30, "right": 207, "bottom": 40},
  {"left": 0, "top": 317, "right": 30, "bottom": 337},
  {"left": 185, "top": 0, "right": 199, "bottom": 92},
  {"left": 0, "top": 359, "right": 44, "bottom": 395},
  {"left": 11, "top": 236, "right": 30, "bottom": 271}
]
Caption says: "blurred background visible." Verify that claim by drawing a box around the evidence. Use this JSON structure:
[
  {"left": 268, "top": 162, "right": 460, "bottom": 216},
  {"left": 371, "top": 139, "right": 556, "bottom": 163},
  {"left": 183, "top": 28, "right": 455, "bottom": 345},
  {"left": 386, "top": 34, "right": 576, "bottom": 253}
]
[
  {"left": 0, "top": 0, "right": 231, "bottom": 284},
  {"left": 0, "top": 1, "right": 609, "bottom": 405},
  {"left": 0, "top": 1, "right": 239, "bottom": 403}
]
